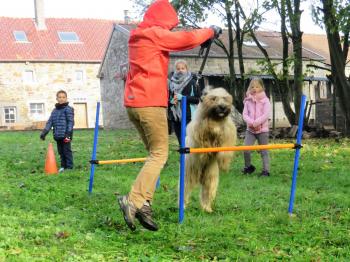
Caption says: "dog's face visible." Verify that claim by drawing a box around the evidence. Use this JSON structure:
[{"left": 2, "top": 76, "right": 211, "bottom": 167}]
[{"left": 201, "top": 87, "right": 233, "bottom": 120}]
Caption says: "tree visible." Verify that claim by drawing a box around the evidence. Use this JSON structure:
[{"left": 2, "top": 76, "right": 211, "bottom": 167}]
[
  {"left": 132, "top": 0, "right": 306, "bottom": 125},
  {"left": 173, "top": 0, "right": 270, "bottom": 112},
  {"left": 239, "top": 0, "right": 298, "bottom": 125},
  {"left": 313, "top": 0, "right": 350, "bottom": 134},
  {"left": 286, "top": 0, "right": 303, "bottom": 122}
]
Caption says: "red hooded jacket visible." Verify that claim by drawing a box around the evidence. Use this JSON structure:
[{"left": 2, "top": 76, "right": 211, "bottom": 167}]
[{"left": 124, "top": 0, "right": 214, "bottom": 107}]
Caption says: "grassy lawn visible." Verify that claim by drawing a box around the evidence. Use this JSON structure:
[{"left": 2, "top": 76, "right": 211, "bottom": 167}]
[{"left": 0, "top": 130, "right": 349, "bottom": 261}]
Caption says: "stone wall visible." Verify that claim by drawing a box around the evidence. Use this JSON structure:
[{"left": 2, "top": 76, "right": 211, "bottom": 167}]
[
  {"left": 99, "top": 26, "right": 132, "bottom": 129},
  {"left": 0, "top": 62, "right": 102, "bottom": 130}
]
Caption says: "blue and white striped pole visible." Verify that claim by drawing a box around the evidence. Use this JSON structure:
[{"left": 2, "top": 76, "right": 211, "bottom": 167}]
[
  {"left": 88, "top": 102, "right": 100, "bottom": 194},
  {"left": 179, "top": 96, "right": 187, "bottom": 223},
  {"left": 288, "top": 95, "right": 307, "bottom": 214}
]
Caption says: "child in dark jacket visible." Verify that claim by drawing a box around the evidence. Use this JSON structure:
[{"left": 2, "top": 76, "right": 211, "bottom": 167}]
[{"left": 40, "top": 90, "right": 74, "bottom": 172}]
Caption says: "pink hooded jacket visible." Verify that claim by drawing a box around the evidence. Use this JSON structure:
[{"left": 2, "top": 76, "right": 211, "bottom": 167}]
[{"left": 242, "top": 91, "right": 271, "bottom": 134}]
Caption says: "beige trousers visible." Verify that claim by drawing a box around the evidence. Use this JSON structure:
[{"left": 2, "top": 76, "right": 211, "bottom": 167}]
[{"left": 126, "top": 107, "right": 169, "bottom": 209}]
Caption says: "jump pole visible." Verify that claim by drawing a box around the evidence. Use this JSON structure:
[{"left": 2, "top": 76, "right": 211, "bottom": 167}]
[
  {"left": 288, "top": 94, "right": 307, "bottom": 215},
  {"left": 88, "top": 101, "right": 100, "bottom": 194},
  {"left": 179, "top": 96, "right": 187, "bottom": 223}
]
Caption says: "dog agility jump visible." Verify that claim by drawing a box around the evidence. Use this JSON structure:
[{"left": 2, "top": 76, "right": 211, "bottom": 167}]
[
  {"left": 88, "top": 94, "right": 306, "bottom": 224},
  {"left": 178, "top": 94, "right": 307, "bottom": 223}
]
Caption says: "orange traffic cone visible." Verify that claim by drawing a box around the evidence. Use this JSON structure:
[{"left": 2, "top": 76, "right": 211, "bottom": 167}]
[{"left": 45, "top": 143, "right": 58, "bottom": 175}]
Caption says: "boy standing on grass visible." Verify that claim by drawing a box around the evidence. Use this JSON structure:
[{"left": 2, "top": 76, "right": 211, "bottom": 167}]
[{"left": 40, "top": 90, "right": 74, "bottom": 173}]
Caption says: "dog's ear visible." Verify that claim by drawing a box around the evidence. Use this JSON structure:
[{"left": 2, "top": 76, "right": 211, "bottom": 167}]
[{"left": 201, "top": 85, "right": 213, "bottom": 101}]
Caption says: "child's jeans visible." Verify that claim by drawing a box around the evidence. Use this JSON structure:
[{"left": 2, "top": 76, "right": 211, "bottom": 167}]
[
  {"left": 126, "top": 107, "right": 168, "bottom": 209},
  {"left": 243, "top": 130, "right": 269, "bottom": 172},
  {"left": 56, "top": 140, "right": 73, "bottom": 169}
]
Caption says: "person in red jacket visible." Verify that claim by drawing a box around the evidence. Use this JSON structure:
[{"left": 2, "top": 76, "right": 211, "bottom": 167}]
[{"left": 117, "top": 0, "right": 222, "bottom": 231}]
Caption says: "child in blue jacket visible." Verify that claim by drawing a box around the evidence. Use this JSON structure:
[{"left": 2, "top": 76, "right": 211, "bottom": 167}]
[{"left": 40, "top": 90, "right": 74, "bottom": 172}]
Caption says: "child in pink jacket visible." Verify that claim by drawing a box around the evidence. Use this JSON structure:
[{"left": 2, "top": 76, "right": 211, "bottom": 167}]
[{"left": 242, "top": 78, "right": 271, "bottom": 176}]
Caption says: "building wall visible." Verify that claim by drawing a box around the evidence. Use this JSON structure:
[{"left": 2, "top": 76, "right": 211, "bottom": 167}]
[
  {"left": 99, "top": 27, "right": 132, "bottom": 129},
  {"left": 0, "top": 62, "right": 102, "bottom": 130}
]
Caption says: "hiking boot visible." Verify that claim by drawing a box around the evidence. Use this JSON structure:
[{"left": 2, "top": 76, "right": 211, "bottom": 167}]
[
  {"left": 117, "top": 195, "right": 137, "bottom": 231},
  {"left": 135, "top": 202, "right": 159, "bottom": 231},
  {"left": 260, "top": 170, "right": 270, "bottom": 177},
  {"left": 242, "top": 165, "right": 256, "bottom": 175}
]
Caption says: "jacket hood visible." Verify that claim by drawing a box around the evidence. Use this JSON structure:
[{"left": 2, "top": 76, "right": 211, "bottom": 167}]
[
  {"left": 55, "top": 102, "right": 69, "bottom": 109},
  {"left": 138, "top": 0, "right": 179, "bottom": 30}
]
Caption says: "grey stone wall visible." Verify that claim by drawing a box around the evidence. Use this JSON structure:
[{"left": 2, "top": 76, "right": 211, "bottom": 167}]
[{"left": 100, "top": 26, "right": 132, "bottom": 129}]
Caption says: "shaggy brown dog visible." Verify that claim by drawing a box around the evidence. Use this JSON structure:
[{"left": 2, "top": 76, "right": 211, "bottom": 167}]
[{"left": 185, "top": 87, "right": 237, "bottom": 212}]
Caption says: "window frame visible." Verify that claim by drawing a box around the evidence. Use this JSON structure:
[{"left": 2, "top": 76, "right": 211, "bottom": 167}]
[
  {"left": 23, "top": 70, "right": 36, "bottom": 83},
  {"left": 58, "top": 31, "right": 80, "bottom": 42},
  {"left": 4, "top": 107, "right": 17, "bottom": 124},
  {"left": 29, "top": 103, "right": 45, "bottom": 115},
  {"left": 13, "top": 30, "right": 29, "bottom": 42},
  {"left": 74, "top": 69, "right": 85, "bottom": 83}
]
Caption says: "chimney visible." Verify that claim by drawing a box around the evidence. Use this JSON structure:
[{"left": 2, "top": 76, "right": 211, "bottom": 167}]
[
  {"left": 124, "top": 10, "right": 130, "bottom": 24},
  {"left": 34, "top": 0, "right": 46, "bottom": 30}
]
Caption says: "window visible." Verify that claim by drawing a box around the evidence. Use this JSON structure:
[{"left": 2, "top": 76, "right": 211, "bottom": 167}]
[
  {"left": 13, "top": 31, "right": 28, "bottom": 42},
  {"left": 4, "top": 107, "right": 16, "bottom": 123},
  {"left": 58, "top": 32, "right": 79, "bottom": 42},
  {"left": 30, "top": 103, "right": 44, "bottom": 114},
  {"left": 74, "top": 70, "right": 84, "bottom": 83},
  {"left": 243, "top": 40, "right": 267, "bottom": 47},
  {"left": 319, "top": 82, "right": 327, "bottom": 99},
  {"left": 23, "top": 70, "right": 35, "bottom": 83}
]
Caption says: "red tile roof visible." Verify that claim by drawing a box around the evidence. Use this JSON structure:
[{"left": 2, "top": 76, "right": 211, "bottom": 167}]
[
  {"left": 117, "top": 24, "right": 326, "bottom": 61},
  {"left": 0, "top": 17, "right": 115, "bottom": 62}
]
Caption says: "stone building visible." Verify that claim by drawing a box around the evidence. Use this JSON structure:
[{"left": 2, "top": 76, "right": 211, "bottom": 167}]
[
  {"left": 99, "top": 25, "right": 330, "bottom": 129},
  {"left": 0, "top": 0, "right": 114, "bottom": 130}
]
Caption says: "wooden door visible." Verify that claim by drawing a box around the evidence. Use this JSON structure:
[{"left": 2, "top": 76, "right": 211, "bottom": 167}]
[{"left": 73, "top": 103, "right": 88, "bottom": 128}]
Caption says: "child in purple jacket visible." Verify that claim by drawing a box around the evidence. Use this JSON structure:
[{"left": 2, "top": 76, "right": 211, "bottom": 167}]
[{"left": 242, "top": 78, "right": 271, "bottom": 176}]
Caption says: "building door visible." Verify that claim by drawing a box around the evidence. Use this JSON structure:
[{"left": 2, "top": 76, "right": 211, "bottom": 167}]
[{"left": 73, "top": 103, "right": 88, "bottom": 128}]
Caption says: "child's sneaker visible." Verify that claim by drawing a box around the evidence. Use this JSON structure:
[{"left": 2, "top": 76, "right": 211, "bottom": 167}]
[
  {"left": 242, "top": 165, "right": 256, "bottom": 175},
  {"left": 58, "top": 167, "right": 65, "bottom": 173},
  {"left": 259, "top": 170, "right": 270, "bottom": 177}
]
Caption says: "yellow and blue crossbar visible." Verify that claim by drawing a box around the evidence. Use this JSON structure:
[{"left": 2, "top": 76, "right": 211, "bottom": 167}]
[
  {"left": 90, "top": 158, "right": 146, "bottom": 165},
  {"left": 178, "top": 143, "right": 299, "bottom": 154}
]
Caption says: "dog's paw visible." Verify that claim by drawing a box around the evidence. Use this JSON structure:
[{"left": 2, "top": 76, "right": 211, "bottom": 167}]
[{"left": 202, "top": 205, "right": 213, "bottom": 213}]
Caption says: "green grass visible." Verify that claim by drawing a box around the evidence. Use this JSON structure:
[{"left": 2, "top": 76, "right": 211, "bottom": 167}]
[{"left": 0, "top": 130, "right": 349, "bottom": 261}]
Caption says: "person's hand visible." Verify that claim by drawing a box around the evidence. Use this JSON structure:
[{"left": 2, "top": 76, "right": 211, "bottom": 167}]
[
  {"left": 175, "top": 93, "right": 183, "bottom": 101},
  {"left": 210, "top": 25, "right": 222, "bottom": 38},
  {"left": 40, "top": 133, "right": 46, "bottom": 141},
  {"left": 63, "top": 137, "right": 71, "bottom": 143},
  {"left": 249, "top": 124, "right": 260, "bottom": 132},
  {"left": 173, "top": 95, "right": 178, "bottom": 105},
  {"left": 200, "top": 39, "right": 212, "bottom": 49}
]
